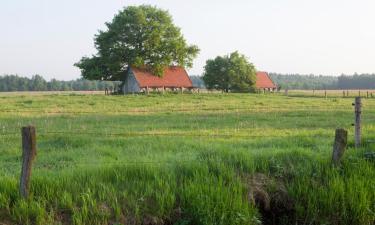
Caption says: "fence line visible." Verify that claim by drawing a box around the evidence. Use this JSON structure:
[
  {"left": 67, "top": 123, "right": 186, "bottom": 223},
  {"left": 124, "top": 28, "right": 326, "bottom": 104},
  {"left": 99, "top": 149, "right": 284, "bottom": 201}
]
[
  {"left": 0, "top": 105, "right": 362, "bottom": 115},
  {"left": 0, "top": 130, "right": 334, "bottom": 139}
]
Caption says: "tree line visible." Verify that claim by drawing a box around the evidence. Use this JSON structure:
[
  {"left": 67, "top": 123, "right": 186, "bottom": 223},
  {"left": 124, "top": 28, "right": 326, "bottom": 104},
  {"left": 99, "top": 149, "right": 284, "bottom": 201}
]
[
  {"left": 269, "top": 73, "right": 375, "bottom": 90},
  {"left": 268, "top": 73, "right": 337, "bottom": 90},
  {"left": 0, "top": 74, "right": 119, "bottom": 92}
]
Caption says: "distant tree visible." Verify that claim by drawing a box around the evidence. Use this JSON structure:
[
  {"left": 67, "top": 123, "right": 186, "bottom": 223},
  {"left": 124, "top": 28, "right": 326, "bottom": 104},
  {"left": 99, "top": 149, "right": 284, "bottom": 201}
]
[
  {"left": 75, "top": 5, "right": 199, "bottom": 81},
  {"left": 48, "top": 79, "right": 62, "bottom": 91},
  {"left": 30, "top": 75, "right": 47, "bottom": 91},
  {"left": 203, "top": 51, "right": 257, "bottom": 92}
]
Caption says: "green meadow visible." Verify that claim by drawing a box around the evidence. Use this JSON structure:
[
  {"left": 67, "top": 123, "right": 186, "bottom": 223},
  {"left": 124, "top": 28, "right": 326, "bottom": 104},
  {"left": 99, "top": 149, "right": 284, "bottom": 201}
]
[{"left": 0, "top": 93, "right": 374, "bottom": 225}]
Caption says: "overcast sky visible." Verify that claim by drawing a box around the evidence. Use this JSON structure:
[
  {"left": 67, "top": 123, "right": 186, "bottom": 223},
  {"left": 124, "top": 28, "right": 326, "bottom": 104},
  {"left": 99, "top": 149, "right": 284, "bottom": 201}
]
[{"left": 1, "top": 0, "right": 375, "bottom": 80}]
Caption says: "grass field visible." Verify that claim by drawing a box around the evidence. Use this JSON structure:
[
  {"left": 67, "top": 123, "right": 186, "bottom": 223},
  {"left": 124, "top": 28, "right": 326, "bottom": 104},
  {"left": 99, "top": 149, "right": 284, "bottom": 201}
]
[{"left": 0, "top": 92, "right": 374, "bottom": 225}]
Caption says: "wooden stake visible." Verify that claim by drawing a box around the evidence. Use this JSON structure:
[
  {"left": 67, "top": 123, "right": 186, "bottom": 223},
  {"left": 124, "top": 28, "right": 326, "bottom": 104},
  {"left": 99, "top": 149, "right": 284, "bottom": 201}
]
[
  {"left": 332, "top": 128, "right": 348, "bottom": 165},
  {"left": 20, "top": 126, "right": 37, "bottom": 198},
  {"left": 325, "top": 90, "right": 327, "bottom": 98},
  {"left": 353, "top": 97, "right": 362, "bottom": 148}
]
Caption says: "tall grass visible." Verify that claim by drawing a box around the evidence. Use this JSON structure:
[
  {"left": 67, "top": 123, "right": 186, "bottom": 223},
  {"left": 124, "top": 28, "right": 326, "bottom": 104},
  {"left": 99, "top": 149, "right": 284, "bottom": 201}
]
[{"left": 0, "top": 93, "right": 374, "bottom": 224}]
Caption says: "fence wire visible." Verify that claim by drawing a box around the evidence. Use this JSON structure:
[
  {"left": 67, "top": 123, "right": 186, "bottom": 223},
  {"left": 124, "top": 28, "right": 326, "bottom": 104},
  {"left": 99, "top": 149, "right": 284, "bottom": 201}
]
[{"left": 0, "top": 130, "right": 333, "bottom": 139}]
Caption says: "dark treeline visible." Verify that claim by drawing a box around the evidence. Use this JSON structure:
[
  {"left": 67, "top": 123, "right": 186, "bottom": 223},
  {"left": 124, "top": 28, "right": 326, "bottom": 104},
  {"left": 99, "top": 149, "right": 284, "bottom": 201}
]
[
  {"left": 0, "top": 74, "right": 119, "bottom": 92},
  {"left": 269, "top": 73, "right": 375, "bottom": 90},
  {"left": 2, "top": 73, "right": 375, "bottom": 92},
  {"left": 337, "top": 74, "right": 375, "bottom": 89},
  {"left": 269, "top": 73, "right": 337, "bottom": 90}
]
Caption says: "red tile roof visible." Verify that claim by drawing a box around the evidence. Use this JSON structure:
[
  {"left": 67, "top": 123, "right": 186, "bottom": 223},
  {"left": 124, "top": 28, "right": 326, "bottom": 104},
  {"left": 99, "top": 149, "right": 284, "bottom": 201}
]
[
  {"left": 131, "top": 66, "right": 193, "bottom": 88},
  {"left": 256, "top": 71, "right": 276, "bottom": 89}
]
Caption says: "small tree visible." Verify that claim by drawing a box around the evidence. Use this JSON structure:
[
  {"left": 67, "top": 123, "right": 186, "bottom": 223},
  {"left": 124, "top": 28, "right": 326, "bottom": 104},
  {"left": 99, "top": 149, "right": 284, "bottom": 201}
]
[
  {"left": 75, "top": 5, "right": 199, "bottom": 81},
  {"left": 203, "top": 52, "right": 257, "bottom": 92}
]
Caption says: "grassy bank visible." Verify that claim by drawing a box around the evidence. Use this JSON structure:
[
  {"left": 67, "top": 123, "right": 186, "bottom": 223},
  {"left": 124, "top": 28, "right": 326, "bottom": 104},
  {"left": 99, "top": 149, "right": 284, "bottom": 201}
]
[{"left": 0, "top": 93, "right": 374, "bottom": 224}]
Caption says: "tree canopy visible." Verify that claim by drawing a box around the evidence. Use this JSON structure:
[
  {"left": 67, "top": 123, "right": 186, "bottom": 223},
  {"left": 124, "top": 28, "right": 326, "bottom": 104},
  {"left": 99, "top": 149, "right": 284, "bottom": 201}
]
[
  {"left": 75, "top": 5, "right": 199, "bottom": 81},
  {"left": 202, "top": 52, "right": 257, "bottom": 92}
]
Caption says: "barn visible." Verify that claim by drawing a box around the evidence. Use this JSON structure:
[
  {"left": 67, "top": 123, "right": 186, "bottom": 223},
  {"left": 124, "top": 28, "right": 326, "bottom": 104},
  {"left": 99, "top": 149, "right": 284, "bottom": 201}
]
[
  {"left": 123, "top": 66, "right": 194, "bottom": 94},
  {"left": 256, "top": 71, "right": 277, "bottom": 91},
  {"left": 122, "top": 67, "right": 276, "bottom": 93}
]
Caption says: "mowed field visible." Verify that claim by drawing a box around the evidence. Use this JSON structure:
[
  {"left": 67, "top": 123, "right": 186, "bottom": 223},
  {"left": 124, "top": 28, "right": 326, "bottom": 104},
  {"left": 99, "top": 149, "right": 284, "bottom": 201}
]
[{"left": 0, "top": 92, "right": 374, "bottom": 225}]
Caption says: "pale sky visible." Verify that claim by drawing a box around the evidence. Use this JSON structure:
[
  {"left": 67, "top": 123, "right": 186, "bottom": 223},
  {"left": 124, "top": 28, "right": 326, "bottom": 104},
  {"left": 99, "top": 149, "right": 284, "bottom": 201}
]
[{"left": 1, "top": 0, "right": 375, "bottom": 80}]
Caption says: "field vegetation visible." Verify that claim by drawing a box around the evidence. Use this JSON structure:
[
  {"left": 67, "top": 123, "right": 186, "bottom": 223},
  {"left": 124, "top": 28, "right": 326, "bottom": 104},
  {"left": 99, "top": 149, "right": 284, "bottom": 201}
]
[{"left": 0, "top": 92, "right": 374, "bottom": 225}]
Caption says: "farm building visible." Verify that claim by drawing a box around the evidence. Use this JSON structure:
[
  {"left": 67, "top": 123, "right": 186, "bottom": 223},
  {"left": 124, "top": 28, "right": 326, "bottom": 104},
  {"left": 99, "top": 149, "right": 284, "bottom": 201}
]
[
  {"left": 123, "top": 66, "right": 194, "bottom": 94},
  {"left": 122, "top": 67, "right": 276, "bottom": 93},
  {"left": 256, "top": 71, "right": 277, "bottom": 91}
]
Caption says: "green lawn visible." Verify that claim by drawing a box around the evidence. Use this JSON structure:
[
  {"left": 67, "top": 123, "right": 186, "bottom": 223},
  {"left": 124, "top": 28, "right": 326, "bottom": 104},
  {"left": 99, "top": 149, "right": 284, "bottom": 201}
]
[{"left": 0, "top": 93, "right": 374, "bottom": 225}]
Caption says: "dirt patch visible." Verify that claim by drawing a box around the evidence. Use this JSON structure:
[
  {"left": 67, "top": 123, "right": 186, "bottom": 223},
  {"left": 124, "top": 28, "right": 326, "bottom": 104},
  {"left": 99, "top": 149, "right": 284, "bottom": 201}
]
[
  {"left": 55, "top": 209, "right": 72, "bottom": 225},
  {"left": 245, "top": 173, "right": 295, "bottom": 225},
  {"left": 0, "top": 209, "right": 13, "bottom": 225}
]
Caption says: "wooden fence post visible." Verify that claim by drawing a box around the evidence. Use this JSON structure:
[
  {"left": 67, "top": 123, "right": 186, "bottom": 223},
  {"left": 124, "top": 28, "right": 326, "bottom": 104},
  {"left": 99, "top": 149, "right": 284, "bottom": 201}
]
[
  {"left": 325, "top": 90, "right": 327, "bottom": 98},
  {"left": 332, "top": 128, "right": 348, "bottom": 165},
  {"left": 346, "top": 90, "right": 349, "bottom": 97},
  {"left": 20, "top": 126, "right": 37, "bottom": 198},
  {"left": 366, "top": 91, "right": 369, "bottom": 98},
  {"left": 343, "top": 91, "right": 345, "bottom": 98},
  {"left": 353, "top": 97, "right": 362, "bottom": 148}
]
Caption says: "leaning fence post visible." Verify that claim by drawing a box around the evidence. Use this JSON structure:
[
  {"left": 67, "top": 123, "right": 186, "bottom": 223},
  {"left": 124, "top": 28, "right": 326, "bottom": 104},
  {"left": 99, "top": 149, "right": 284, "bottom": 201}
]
[
  {"left": 20, "top": 126, "right": 37, "bottom": 198},
  {"left": 353, "top": 97, "right": 362, "bottom": 148},
  {"left": 332, "top": 128, "right": 348, "bottom": 165}
]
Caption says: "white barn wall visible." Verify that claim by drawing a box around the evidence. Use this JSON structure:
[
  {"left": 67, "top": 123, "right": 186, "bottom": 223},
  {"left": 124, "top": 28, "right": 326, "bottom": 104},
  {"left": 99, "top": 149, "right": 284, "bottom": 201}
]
[{"left": 123, "top": 69, "right": 141, "bottom": 94}]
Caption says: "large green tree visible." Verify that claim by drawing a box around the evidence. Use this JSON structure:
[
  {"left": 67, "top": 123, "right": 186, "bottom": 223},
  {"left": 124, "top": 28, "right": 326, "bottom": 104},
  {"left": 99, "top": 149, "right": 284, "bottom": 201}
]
[
  {"left": 75, "top": 5, "right": 199, "bottom": 81},
  {"left": 203, "top": 52, "right": 257, "bottom": 92}
]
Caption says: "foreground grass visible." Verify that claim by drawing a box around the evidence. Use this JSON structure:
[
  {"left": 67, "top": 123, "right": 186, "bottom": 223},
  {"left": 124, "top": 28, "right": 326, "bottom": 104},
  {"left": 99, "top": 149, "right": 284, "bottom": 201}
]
[{"left": 0, "top": 93, "right": 374, "bottom": 225}]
